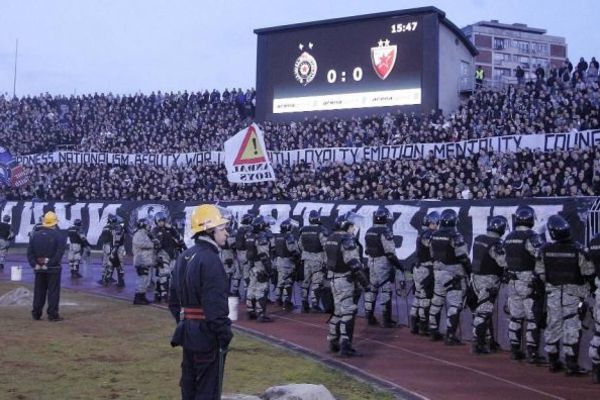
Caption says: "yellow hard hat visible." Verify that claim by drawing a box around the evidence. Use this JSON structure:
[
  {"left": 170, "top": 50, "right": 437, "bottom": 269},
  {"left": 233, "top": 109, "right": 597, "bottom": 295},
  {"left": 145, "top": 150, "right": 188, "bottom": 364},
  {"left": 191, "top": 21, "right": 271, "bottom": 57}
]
[
  {"left": 42, "top": 211, "right": 58, "bottom": 227},
  {"left": 190, "top": 204, "right": 230, "bottom": 234}
]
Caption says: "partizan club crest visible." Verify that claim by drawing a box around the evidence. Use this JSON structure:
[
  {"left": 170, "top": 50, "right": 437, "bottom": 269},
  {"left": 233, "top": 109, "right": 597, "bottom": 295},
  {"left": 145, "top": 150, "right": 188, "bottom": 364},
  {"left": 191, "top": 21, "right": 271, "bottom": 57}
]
[
  {"left": 294, "top": 42, "right": 317, "bottom": 86},
  {"left": 371, "top": 39, "right": 397, "bottom": 80}
]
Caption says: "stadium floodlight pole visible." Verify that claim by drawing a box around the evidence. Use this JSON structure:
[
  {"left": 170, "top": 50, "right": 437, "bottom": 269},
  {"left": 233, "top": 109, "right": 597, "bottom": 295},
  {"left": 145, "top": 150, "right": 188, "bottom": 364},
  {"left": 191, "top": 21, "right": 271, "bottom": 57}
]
[{"left": 13, "top": 39, "right": 18, "bottom": 98}]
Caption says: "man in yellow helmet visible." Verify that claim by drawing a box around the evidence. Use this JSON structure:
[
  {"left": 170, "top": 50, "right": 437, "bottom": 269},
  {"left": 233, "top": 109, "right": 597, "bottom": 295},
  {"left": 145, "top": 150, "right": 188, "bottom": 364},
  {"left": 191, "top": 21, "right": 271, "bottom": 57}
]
[
  {"left": 169, "top": 204, "right": 233, "bottom": 400},
  {"left": 27, "top": 211, "right": 67, "bottom": 321}
]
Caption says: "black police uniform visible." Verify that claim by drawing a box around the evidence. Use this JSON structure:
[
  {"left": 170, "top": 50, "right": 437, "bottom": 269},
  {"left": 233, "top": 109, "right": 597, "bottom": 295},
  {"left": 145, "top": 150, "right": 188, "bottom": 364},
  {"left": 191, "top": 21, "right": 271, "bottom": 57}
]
[
  {"left": 410, "top": 227, "right": 436, "bottom": 334},
  {"left": 170, "top": 237, "right": 233, "bottom": 399},
  {"left": 27, "top": 227, "right": 67, "bottom": 320}
]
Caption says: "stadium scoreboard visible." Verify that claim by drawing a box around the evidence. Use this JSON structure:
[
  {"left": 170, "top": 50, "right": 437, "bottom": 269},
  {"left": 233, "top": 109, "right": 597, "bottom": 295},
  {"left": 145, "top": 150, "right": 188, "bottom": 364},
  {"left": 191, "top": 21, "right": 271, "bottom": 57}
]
[{"left": 254, "top": 9, "right": 441, "bottom": 121}]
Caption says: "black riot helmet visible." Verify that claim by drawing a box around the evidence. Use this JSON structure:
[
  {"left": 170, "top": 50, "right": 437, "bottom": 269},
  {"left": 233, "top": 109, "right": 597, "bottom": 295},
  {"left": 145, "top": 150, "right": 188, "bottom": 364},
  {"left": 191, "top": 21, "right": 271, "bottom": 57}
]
[
  {"left": 74, "top": 219, "right": 82, "bottom": 227},
  {"left": 280, "top": 219, "right": 294, "bottom": 234},
  {"left": 136, "top": 218, "right": 149, "bottom": 231},
  {"left": 547, "top": 214, "right": 571, "bottom": 242},
  {"left": 439, "top": 209, "right": 458, "bottom": 228},
  {"left": 487, "top": 215, "right": 508, "bottom": 236},
  {"left": 108, "top": 214, "right": 118, "bottom": 224},
  {"left": 334, "top": 213, "right": 353, "bottom": 231},
  {"left": 2, "top": 215, "right": 10, "bottom": 223},
  {"left": 154, "top": 211, "right": 167, "bottom": 225},
  {"left": 308, "top": 210, "right": 321, "bottom": 225},
  {"left": 373, "top": 206, "right": 391, "bottom": 224},
  {"left": 514, "top": 205, "right": 535, "bottom": 228},
  {"left": 422, "top": 211, "right": 440, "bottom": 227},
  {"left": 241, "top": 213, "right": 253, "bottom": 225},
  {"left": 252, "top": 216, "right": 268, "bottom": 233}
]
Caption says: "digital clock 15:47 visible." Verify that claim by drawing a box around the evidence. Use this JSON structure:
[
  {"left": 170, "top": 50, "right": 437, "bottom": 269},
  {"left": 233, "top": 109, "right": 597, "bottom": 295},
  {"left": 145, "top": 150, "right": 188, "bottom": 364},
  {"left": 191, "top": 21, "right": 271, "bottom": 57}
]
[{"left": 327, "top": 67, "right": 363, "bottom": 83}]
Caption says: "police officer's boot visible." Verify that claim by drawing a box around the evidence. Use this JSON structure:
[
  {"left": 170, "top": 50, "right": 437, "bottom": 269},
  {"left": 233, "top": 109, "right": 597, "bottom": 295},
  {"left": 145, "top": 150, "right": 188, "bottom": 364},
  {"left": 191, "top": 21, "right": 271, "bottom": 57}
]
[
  {"left": 548, "top": 352, "right": 564, "bottom": 372},
  {"left": 117, "top": 273, "right": 125, "bottom": 288},
  {"left": 366, "top": 310, "right": 379, "bottom": 326},
  {"left": 133, "top": 293, "right": 150, "bottom": 305},
  {"left": 257, "top": 297, "right": 273, "bottom": 323},
  {"left": 302, "top": 300, "right": 310, "bottom": 313},
  {"left": 510, "top": 344, "right": 525, "bottom": 361},
  {"left": 565, "top": 346, "right": 587, "bottom": 377},
  {"left": 430, "top": 313, "right": 443, "bottom": 341},
  {"left": 473, "top": 323, "right": 490, "bottom": 354},
  {"left": 410, "top": 316, "right": 420, "bottom": 335},
  {"left": 444, "top": 314, "right": 463, "bottom": 346},
  {"left": 247, "top": 299, "right": 257, "bottom": 320},
  {"left": 328, "top": 340, "right": 340, "bottom": 353},
  {"left": 277, "top": 296, "right": 284, "bottom": 307},
  {"left": 339, "top": 339, "right": 354, "bottom": 357},
  {"left": 592, "top": 364, "right": 600, "bottom": 383},
  {"left": 419, "top": 309, "right": 430, "bottom": 336},
  {"left": 489, "top": 340, "right": 501, "bottom": 353},
  {"left": 311, "top": 291, "right": 323, "bottom": 313},
  {"left": 382, "top": 301, "right": 397, "bottom": 328},
  {"left": 526, "top": 346, "right": 546, "bottom": 365}
]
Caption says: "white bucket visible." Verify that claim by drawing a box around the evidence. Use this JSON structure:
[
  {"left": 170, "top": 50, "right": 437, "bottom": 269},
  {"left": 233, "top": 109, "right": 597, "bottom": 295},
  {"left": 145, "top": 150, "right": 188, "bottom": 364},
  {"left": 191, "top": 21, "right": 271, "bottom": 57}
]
[
  {"left": 228, "top": 296, "right": 239, "bottom": 321},
  {"left": 11, "top": 266, "right": 22, "bottom": 281}
]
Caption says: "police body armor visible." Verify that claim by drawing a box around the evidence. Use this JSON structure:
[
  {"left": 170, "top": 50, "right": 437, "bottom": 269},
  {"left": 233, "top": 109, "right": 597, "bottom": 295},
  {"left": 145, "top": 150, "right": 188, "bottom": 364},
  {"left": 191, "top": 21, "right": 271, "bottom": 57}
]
[
  {"left": 245, "top": 233, "right": 258, "bottom": 263},
  {"left": 112, "top": 226, "right": 125, "bottom": 248},
  {"left": 300, "top": 225, "right": 324, "bottom": 253},
  {"left": 68, "top": 227, "right": 86, "bottom": 245},
  {"left": 236, "top": 225, "right": 250, "bottom": 251},
  {"left": 430, "top": 229, "right": 459, "bottom": 264},
  {"left": 365, "top": 225, "right": 387, "bottom": 257},
  {"left": 416, "top": 229, "right": 434, "bottom": 265},
  {"left": 504, "top": 230, "right": 536, "bottom": 272},
  {"left": 274, "top": 233, "right": 292, "bottom": 258},
  {"left": 471, "top": 234, "right": 503, "bottom": 276},
  {"left": 0, "top": 222, "right": 12, "bottom": 240},
  {"left": 325, "top": 232, "right": 351, "bottom": 273},
  {"left": 543, "top": 241, "right": 584, "bottom": 286}
]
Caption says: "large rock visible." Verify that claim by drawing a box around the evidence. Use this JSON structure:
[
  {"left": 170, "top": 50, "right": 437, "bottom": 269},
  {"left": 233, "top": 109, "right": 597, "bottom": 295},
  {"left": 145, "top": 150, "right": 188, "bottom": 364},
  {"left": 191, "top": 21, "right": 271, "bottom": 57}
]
[{"left": 263, "top": 384, "right": 335, "bottom": 400}]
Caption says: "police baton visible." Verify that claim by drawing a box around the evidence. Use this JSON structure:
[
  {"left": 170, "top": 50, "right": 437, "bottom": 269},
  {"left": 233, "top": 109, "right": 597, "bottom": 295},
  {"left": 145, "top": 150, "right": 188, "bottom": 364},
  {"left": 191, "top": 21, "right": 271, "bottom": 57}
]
[{"left": 217, "top": 347, "right": 229, "bottom": 399}]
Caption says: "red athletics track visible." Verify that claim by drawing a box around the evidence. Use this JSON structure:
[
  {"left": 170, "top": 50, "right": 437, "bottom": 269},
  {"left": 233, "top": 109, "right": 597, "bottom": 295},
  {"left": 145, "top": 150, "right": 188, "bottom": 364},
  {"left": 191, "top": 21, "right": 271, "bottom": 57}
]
[{"left": 1, "top": 253, "right": 598, "bottom": 400}]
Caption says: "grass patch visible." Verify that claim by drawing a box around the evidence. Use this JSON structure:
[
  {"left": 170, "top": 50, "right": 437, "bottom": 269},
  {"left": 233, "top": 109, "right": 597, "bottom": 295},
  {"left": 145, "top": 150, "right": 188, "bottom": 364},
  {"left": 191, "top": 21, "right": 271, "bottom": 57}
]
[{"left": 0, "top": 281, "right": 393, "bottom": 400}]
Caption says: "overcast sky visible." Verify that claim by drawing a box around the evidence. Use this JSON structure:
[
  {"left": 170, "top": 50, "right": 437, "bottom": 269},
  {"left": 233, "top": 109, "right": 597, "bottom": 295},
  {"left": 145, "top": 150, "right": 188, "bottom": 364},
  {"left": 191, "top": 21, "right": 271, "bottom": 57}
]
[{"left": 0, "top": 0, "right": 598, "bottom": 96}]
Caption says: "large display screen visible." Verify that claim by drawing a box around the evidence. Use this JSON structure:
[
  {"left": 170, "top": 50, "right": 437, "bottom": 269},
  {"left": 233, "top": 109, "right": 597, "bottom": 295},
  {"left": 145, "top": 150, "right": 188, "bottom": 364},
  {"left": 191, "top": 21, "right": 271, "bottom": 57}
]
[{"left": 255, "top": 12, "right": 435, "bottom": 121}]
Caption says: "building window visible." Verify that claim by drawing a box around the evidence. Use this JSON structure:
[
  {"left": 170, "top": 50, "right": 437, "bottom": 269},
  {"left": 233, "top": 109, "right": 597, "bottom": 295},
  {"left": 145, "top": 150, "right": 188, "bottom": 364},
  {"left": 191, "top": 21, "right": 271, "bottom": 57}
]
[
  {"left": 513, "top": 55, "right": 530, "bottom": 69},
  {"left": 460, "top": 60, "right": 471, "bottom": 77},
  {"left": 493, "top": 52, "right": 512, "bottom": 66},
  {"left": 513, "top": 40, "right": 530, "bottom": 54},
  {"left": 531, "top": 42, "right": 548, "bottom": 56},
  {"left": 532, "top": 57, "right": 549, "bottom": 69},
  {"left": 494, "top": 37, "right": 508, "bottom": 50},
  {"left": 493, "top": 68, "right": 511, "bottom": 80}
]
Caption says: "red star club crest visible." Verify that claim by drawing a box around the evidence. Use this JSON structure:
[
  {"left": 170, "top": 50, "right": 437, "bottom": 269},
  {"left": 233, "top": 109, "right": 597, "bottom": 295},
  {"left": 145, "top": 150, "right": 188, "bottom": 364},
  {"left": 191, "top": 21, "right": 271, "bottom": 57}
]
[{"left": 371, "top": 39, "right": 397, "bottom": 80}]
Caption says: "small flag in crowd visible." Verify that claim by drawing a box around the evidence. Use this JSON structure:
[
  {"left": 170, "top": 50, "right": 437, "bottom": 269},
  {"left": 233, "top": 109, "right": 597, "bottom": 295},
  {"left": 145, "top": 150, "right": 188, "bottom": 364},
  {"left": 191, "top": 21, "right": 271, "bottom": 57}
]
[{"left": 0, "top": 146, "right": 29, "bottom": 188}]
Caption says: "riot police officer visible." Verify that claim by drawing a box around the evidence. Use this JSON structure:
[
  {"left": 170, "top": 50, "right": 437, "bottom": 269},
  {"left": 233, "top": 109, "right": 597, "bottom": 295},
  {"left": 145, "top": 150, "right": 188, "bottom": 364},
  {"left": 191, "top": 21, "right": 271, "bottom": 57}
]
[
  {"left": 221, "top": 222, "right": 241, "bottom": 297},
  {"left": 0, "top": 214, "right": 15, "bottom": 270},
  {"left": 27, "top": 211, "right": 67, "bottom": 321},
  {"left": 471, "top": 216, "right": 508, "bottom": 354},
  {"left": 169, "top": 204, "right": 233, "bottom": 399},
  {"left": 429, "top": 209, "right": 471, "bottom": 345},
  {"left": 299, "top": 210, "right": 328, "bottom": 313},
  {"left": 67, "top": 219, "right": 90, "bottom": 278},
  {"left": 245, "top": 216, "right": 275, "bottom": 322},
  {"left": 410, "top": 211, "right": 439, "bottom": 335},
  {"left": 236, "top": 213, "right": 254, "bottom": 298},
  {"left": 274, "top": 218, "right": 301, "bottom": 310},
  {"left": 98, "top": 215, "right": 126, "bottom": 287},
  {"left": 325, "top": 212, "right": 369, "bottom": 357},
  {"left": 536, "top": 215, "right": 594, "bottom": 376},
  {"left": 364, "top": 206, "right": 403, "bottom": 328},
  {"left": 132, "top": 218, "right": 158, "bottom": 305},
  {"left": 587, "top": 232, "right": 600, "bottom": 383},
  {"left": 504, "top": 205, "right": 545, "bottom": 362},
  {"left": 152, "top": 212, "right": 185, "bottom": 303}
]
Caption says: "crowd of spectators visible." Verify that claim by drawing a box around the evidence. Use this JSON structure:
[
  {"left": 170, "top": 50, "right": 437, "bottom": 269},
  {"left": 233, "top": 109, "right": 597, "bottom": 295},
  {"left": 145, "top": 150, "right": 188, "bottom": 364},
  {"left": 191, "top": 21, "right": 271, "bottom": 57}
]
[
  {"left": 3, "top": 146, "right": 598, "bottom": 201},
  {"left": 1, "top": 57, "right": 599, "bottom": 157},
  {"left": 2, "top": 57, "right": 600, "bottom": 202}
]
